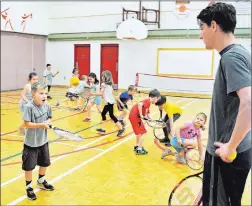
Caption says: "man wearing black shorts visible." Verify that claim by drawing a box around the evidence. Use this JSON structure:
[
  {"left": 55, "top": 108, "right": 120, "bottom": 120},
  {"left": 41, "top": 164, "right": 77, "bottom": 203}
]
[{"left": 197, "top": 3, "right": 251, "bottom": 206}]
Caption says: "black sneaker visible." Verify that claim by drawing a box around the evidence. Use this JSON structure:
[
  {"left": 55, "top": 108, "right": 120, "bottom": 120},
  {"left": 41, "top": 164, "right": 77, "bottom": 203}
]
[
  {"left": 164, "top": 142, "right": 172, "bottom": 147},
  {"left": 159, "top": 137, "right": 170, "bottom": 143},
  {"left": 135, "top": 147, "right": 148, "bottom": 155},
  {"left": 119, "top": 119, "right": 125, "bottom": 127},
  {"left": 37, "top": 180, "right": 54, "bottom": 191},
  {"left": 96, "top": 128, "right": 106, "bottom": 133},
  {"left": 26, "top": 187, "right": 37, "bottom": 200},
  {"left": 117, "top": 128, "right": 125, "bottom": 137}
]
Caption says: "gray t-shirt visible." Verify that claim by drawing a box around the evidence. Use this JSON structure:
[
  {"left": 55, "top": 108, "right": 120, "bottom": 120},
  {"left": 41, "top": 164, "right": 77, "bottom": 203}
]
[
  {"left": 207, "top": 44, "right": 251, "bottom": 156},
  {"left": 22, "top": 101, "right": 52, "bottom": 147},
  {"left": 43, "top": 69, "right": 53, "bottom": 86}
]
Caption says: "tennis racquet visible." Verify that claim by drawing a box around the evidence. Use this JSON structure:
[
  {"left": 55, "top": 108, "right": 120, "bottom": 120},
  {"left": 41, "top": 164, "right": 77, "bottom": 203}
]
[
  {"left": 79, "top": 86, "right": 93, "bottom": 112},
  {"left": 140, "top": 117, "right": 167, "bottom": 129},
  {"left": 49, "top": 125, "right": 83, "bottom": 141},
  {"left": 168, "top": 171, "right": 203, "bottom": 206},
  {"left": 184, "top": 148, "right": 204, "bottom": 170}
]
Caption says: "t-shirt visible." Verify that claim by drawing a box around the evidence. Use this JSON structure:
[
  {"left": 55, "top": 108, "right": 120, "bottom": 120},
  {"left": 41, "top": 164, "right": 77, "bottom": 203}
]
[
  {"left": 119, "top": 91, "right": 133, "bottom": 104},
  {"left": 129, "top": 98, "right": 150, "bottom": 118},
  {"left": 43, "top": 69, "right": 53, "bottom": 86},
  {"left": 101, "top": 83, "right": 115, "bottom": 104},
  {"left": 207, "top": 44, "right": 251, "bottom": 156},
  {"left": 163, "top": 102, "right": 183, "bottom": 118},
  {"left": 22, "top": 101, "right": 52, "bottom": 147},
  {"left": 180, "top": 122, "right": 201, "bottom": 139}
]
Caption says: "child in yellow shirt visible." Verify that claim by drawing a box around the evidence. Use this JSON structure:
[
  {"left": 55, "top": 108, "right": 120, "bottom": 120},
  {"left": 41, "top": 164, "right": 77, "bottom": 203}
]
[{"left": 155, "top": 95, "right": 183, "bottom": 146}]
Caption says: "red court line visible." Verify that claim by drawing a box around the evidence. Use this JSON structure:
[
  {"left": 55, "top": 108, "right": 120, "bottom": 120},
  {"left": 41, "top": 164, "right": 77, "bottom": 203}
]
[
  {"left": 1, "top": 132, "right": 133, "bottom": 167},
  {"left": 0, "top": 112, "right": 84, "bottom": 136}
]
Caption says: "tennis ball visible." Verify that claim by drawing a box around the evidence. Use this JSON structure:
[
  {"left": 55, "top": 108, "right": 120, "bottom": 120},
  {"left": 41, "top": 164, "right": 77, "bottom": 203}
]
[{"left": 227, "top": 151, "right": 237, "bottom": 161}]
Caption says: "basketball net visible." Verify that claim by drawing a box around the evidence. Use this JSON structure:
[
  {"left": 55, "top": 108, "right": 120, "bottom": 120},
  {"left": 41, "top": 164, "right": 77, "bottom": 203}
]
[
  {"left": 116, "top": 18, "right": 148, "bottom": 40},
  {"left": 173, "top": 2, "right": 191, "bottom": 20}
]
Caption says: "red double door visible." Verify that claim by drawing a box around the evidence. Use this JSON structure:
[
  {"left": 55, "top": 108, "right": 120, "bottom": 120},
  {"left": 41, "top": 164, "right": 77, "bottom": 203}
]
[{"left": 74, "top": 44, "right": 119, "bottom": 89}]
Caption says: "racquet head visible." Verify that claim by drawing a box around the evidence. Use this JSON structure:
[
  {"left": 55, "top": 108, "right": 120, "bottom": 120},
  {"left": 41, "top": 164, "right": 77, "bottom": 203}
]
[
  {"left": 168, "top": 172, "right": 203, "bottom": 206},
  {"left": 49, "top": 125, "right": 83, "bottom": 141},
  {"left": 146, "top": 119, "right": 167, "bottom": 129},
  {"left": 185, "top": 149, "right": 203, "bottom": 170}
]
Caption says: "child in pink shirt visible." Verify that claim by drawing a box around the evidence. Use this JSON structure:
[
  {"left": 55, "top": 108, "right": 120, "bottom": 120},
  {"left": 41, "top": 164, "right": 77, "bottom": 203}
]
[{"left": 161, "top": 112, "right": 207, "bottom": 164}]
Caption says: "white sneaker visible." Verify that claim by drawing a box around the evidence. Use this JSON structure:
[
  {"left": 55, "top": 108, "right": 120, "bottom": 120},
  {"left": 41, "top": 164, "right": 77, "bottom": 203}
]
[
  {"left": 161, "top": 148, "right": 172, "bottom": 159},
  {"left": 175, "top": 153, "right": 186, "bottom": 164}
]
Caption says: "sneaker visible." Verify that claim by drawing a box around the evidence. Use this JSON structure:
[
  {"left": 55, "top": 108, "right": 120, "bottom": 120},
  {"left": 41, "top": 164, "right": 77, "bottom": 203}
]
[
  {"left": 175, "top": 153, "right": 186, "bottom": 164},
  {"left": 134, "top": 146, "right": 138, "bottom": 151},
  {"left": 96, "top": 128, "right": 106, "bottom": 133},
  {"left": 161, "top": 148, "right": 172, "bottom": 159},
  {"left": 119, "top": 119, "right": 125, "bottom": 127},
  {"left": 136, "top": 147, "right": 148, "bottom": 155},
  {"left": 117, "top": 128, "right": 125, "bottom": 137},
  {"left": 159, "top": 137, "right": 170, "bottom": 143},
  {"left": 37, "top": 180, "right": 54, "bottom": 191},
  {"left": 26, "top": 187, "right": 37, "bottom": 200},
  {"left": 164, "top": 142, "right": 172, "bottom": 147}
]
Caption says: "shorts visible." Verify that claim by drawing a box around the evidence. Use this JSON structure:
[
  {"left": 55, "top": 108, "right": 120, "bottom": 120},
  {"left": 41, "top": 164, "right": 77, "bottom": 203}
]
[
  {"left": 93, "top": 96, "right": 102, "bottom": 105},
  {"left": 129, "top": 116, "right": 146, "bottom": 135},
  {"left": 117, "top": 101, "right": 128, "bottom": 111},
  {"left": 22, "top": 142, "right": 51, "bottom": 171},
  {"left": 170, "top": 136, "right": 185, "bottom": 153}
]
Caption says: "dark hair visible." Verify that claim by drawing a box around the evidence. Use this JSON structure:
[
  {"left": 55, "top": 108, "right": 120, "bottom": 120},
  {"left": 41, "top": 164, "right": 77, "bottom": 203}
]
[
  {"left": 197, "top": 2, "right": 236, "bottom": 34},
  {"left": 88, "top": 72, "right": 99, "bottom": 84},
  {"left": 155, "top": 95, "right": 166, "bottom": 106},
  {"left": 28, "top": 72, "right": 37, "bottom": 81},
  {"left": 149, "top": 89, "right": 160, "bottom": 98},
  {"left": 46, "top": 64, "right": 51, "bottom": 67},
  {"left": 72, "top": 68, "right": 78, "bottom": 74}
]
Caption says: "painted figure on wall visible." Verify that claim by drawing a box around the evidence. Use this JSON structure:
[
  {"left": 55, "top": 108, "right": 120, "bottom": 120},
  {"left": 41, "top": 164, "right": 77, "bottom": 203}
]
[
  {"left": 1, "top": 8, "right": 14, "bottom": 31},
  {"left": 21, "top": 13, "right": 32, "bottom": 32}
]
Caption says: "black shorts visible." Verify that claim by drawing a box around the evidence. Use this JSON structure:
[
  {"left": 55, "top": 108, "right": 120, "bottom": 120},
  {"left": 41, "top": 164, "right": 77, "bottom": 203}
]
[
  {"left": 117, "top": 101, "right": 128, "bottom": 111},
  {"left": 22, "top": 143, "right": 51, "bottom": 171},
  {"left": 203, "top": 148, "right": 252, "bottom": 206}
]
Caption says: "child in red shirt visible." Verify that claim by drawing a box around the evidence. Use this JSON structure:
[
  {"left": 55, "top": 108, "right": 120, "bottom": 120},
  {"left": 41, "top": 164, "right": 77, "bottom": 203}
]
[{"left": 129, "top": 89, "right": 160, "bottom": 155}]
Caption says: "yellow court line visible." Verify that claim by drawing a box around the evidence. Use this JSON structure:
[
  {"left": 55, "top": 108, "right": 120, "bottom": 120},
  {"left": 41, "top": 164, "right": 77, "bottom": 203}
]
[{"left": 6, "top": 99, "right": 198, "bottom": 205}]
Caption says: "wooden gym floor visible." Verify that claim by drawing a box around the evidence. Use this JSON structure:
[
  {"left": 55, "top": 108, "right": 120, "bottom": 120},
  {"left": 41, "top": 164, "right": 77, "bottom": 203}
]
[{"left": 1, "top": 87, "right": 251, "bottom": 205}]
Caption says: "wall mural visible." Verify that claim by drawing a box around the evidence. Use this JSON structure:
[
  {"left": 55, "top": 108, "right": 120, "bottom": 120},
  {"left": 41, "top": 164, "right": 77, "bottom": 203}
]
[{"left": 1, "top": 8, "right": 33, "bottom": 32}]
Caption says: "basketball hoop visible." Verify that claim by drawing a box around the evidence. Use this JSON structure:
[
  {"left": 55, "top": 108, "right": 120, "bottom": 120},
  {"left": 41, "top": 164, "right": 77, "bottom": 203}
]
[
  {"left": 173, "top": 1, "right": 191, "bottom": 20},
  {"left": 116, "top": 18, "right": 148, "bottom": 40}
]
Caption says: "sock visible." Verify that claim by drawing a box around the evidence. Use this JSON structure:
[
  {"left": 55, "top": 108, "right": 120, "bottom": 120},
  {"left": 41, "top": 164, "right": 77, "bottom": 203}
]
[
  {"left": 26, "top": 180, "right": 32, "bottom": 190},
  {"left": 38, "top": 174, "right": 45, "bottom": 184}
]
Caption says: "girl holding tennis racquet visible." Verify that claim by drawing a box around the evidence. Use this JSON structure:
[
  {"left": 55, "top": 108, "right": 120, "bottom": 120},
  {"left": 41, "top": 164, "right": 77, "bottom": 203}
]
[{"left": 162, "top": 112, "right": 207, "bottom": 164}]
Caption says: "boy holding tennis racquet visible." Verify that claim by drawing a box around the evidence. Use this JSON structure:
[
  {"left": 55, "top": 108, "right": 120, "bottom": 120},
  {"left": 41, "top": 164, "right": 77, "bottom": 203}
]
[
  {"left": 129, "top": 89, "right": 160, "bottom": 155},
  {"left": 161, "top": 112, "right": 207, "bottom": 163},
  {"left": 22, "top": 82, "right": 54, "bottom": 200},
  {"left": 116, "top": 85, "right": 136, "bottom": 126},
  {"left": 155, "top": 95, "right": 183, "bottom": 146}
]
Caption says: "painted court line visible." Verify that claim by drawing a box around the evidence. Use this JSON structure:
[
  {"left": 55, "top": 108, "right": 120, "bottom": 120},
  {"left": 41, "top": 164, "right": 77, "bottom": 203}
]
[
  {"left": 1, "top": 133, "right": 111, "bottom": 188},
  {"left": 7, "top": 128, "right": 138, "bottom": 206},
  {"left": 1, "top": 99, "right": 188, "bottom": 188},
  {"left": 6, "top": 99, "right": 196, "bottom": 205},
  {"left": 54, "top": 142, "right": 80, "bottom": 148}
]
